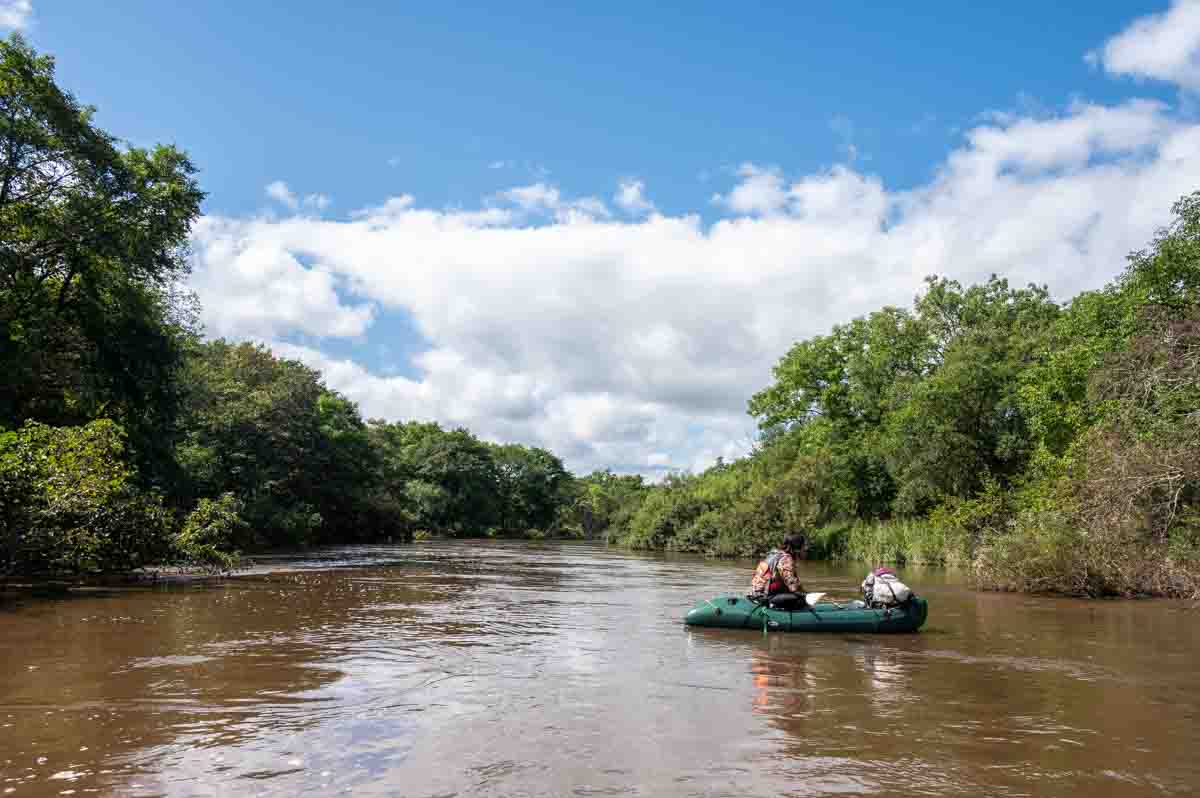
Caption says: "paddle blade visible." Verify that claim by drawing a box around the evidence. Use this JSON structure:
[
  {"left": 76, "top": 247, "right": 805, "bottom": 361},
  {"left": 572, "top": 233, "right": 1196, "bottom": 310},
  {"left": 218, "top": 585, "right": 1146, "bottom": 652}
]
[{"left": 805, "top": 592, "right": 826, "bottom": 605}]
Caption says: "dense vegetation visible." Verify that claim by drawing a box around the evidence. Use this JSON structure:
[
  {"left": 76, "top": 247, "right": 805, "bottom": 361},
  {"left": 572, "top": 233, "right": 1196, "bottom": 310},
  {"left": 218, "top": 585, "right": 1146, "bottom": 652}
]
[
  {"left": 2, "top": 35, "right": 1197, "bottom": 598},
  {"left": 0, "top": 36, "right": 591, "bottom": 579},
  {"left": 602, "top": 197, "right": 1200, "bottom": 598}
]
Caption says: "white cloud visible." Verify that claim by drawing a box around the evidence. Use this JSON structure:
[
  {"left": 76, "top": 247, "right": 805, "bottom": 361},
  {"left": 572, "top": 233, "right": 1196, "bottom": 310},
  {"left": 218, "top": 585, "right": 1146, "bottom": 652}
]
[
  {"left": 190, "top": 217, "right": 375, "bottom": 340},
  {"left": 0, "top": 0, "right": 32, "bottom": 30},
  {"left": 499, "top": 182, "right": 561, "bottom": 212},
  {"left": 265, "top": 180, "right": 298, "bottom": 209},
  {"left": 713, "top": 162, "right": 887, "bottom": 224},
  {"left": 191, "top": 53, "right": 1200, "bottom": 476},
  {"left": 1089, "top": 0, "right": 1200, "bottom": 90},
  {"left": 495, "top": 182, "right": 609, "bottom": 222},
  {"left": 713, "top": 163, "right": 789, "bottom": 215},
  {"left": 265, "top": 181, "right": 330, "bottom": 213},
  {"left": 615, "top": 178, "right": 655, "bottom": 216}
]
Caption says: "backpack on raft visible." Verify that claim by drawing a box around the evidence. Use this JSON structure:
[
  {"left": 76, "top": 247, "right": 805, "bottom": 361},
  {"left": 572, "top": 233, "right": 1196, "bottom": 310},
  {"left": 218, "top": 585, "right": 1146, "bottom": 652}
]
[{"left": 861, "top": 567, "right": 913, "bottom": 607}]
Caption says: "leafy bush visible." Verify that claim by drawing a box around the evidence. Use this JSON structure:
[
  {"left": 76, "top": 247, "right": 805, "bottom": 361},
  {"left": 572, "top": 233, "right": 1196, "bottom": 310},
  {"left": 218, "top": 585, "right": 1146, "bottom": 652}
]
[
  {"left": 0, "top": 420, "right": 173, "bottom": 577},
  {"left": 175, "top": 493, "right": 245, "bottom": 573},
  {"left": 666, "top": 508, "right": 726, "bottom": 554},
  {"left": 621, "top": 478, "right": 712, "bottom": 550},
  {"left": 807, "top": 521, "right": 853, "bottom": 560}
]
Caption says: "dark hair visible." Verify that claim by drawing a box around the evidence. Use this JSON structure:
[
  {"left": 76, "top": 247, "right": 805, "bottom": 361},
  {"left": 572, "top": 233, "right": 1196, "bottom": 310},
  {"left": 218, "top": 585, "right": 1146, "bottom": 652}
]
[{"left": 783, "top": 533, "right": 807, "bottom": 551}]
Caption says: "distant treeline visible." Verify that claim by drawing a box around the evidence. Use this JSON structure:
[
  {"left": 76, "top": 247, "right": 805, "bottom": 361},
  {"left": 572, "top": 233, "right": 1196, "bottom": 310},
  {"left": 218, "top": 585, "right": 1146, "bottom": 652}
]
[
  {"left": 598, "top": 196, "right": 1200, "bottom": 599},
  {"left": 3, "top": 35, "right": 1198, "bottom": 597}
]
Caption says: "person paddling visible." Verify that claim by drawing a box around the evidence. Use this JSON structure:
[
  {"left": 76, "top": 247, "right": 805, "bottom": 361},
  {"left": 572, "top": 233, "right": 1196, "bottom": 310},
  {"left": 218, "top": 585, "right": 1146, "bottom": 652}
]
[{"left": 749, "top": 534, "right": 808, "bottom": 609}]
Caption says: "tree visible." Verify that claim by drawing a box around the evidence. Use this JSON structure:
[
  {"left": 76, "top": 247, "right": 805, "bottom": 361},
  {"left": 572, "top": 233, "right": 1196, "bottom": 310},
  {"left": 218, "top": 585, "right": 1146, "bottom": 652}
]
[
  {"left": 368, "top": 420, "right": 502, "bottom": 534},
  {"left": 882, "top": 277, "right": 1059, "bottom": 513},
  {"left": 0, "top": 34, "right": 204, "bottom": 480},
  {"left": 492, "top": 443, "right": 570, "bottom": 533},
  {"left": 1121, "top": 192, "right": 1200, "bottom": 313},
  {"left": 175, "top": 341, "right": 390, "bottom": 547}
]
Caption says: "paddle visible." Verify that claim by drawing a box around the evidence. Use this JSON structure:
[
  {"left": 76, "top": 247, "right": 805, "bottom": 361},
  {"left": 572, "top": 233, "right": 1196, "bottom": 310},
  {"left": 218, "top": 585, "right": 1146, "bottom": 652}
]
[{"left": 804, "top": 592, "right": 846, "bottom": 610}]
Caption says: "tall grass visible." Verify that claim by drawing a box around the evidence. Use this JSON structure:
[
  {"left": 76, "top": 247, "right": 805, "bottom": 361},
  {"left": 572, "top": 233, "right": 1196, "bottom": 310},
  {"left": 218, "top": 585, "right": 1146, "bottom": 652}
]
[{"left": 810, "top": 518, "right": 971, "bottom": 566}]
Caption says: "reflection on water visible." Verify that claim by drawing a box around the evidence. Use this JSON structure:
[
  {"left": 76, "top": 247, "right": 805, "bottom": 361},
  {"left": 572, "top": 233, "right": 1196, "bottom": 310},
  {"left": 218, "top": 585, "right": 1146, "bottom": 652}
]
[{"left": 0, "top": 542, "right": 1196, "bottom": 796}]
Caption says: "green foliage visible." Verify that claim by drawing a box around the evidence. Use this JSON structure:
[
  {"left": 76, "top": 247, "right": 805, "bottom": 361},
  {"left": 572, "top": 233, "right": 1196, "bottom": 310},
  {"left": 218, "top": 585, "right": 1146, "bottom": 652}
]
[
  {"left": 804, "top": 521, "right": 858, "bottom": 560},
  {"left": 0, "top": 420, "right": 173, "bottom": 576},
  {"left": 369, "top": 420, "right": 500, "bottom": 535},
  {"left": 621, "top": 475, "right": 710, "bottom": 550},
  {"left": 175, "top": 340, "right": 401, "bottom": 548},
  {"left": 748, "top": 304, "right": 931, "bottom": 439},
  {"left": 881, "top": 277, "right": 1058, "bottom": 513},
  {"left": 492, "top": 443, "right": 570, "bottom": 534},
  {"left": 1017, "top": 289, "right": 1131, "bottom": 457},
  {"left": 555, "top": 469, "right": 648, "bottom": 539},
  {"left": 974, "top": 196, "right": 1200, "bottom": 598},
  {"left": 1121, "top": 192, "right": 1200, "bottom": 312},
  {"left": 0, "top": 35, "right": 204, "bottom": 482},
  {"left": 175, "top": 493, "right": 244, "bottom": 573}
]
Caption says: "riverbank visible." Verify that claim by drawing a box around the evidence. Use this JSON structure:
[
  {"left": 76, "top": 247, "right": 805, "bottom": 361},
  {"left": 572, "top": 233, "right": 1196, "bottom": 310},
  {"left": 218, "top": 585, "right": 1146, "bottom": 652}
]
[
  {"left": 609, "top": 513, "right": 1200, "bottom": 601},
  {"left": 0, "top": 566, "right": 245, "bottom": 598}
]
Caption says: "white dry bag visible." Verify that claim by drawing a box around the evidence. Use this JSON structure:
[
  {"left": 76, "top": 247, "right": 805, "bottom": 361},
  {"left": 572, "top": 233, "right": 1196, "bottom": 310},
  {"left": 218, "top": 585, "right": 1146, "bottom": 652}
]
[{"left": 862, "top": 569, "right": 912, "bottom": 606}]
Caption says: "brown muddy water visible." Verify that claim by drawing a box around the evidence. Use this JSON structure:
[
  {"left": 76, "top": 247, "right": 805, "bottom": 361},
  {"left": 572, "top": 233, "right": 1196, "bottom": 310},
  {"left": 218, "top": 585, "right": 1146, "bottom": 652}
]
[{"left": 1, "top": 541, "right": 1196, "bottom": 797}]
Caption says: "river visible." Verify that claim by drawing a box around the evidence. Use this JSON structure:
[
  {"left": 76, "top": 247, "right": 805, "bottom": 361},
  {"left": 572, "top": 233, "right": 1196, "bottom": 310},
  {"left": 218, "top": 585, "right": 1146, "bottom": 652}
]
[{"left": 1, "top": 541, "right": 1196, "bottom": 796}]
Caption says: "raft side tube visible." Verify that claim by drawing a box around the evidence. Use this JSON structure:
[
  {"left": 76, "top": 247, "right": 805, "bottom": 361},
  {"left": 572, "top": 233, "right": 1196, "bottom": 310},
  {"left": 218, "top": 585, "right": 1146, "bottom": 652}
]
[{"left": 684, "top": 594, "right": 928, "bottom": 633}]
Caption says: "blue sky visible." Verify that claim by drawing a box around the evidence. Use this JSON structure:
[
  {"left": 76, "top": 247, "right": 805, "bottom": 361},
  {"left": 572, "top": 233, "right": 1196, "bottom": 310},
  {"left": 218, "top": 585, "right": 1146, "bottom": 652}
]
[
  {"left": 9, "top": 1, "right": 1200, "bottom": 474},
  {"left": 28, "top": 1, "right": 1175, "bottom": 216}
]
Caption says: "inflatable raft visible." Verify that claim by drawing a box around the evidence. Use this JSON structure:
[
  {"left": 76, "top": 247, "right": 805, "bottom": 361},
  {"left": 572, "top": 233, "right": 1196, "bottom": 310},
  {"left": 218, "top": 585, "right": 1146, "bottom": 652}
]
[{"left": 684, "top": 594, "right": 928, "bottom": 633}]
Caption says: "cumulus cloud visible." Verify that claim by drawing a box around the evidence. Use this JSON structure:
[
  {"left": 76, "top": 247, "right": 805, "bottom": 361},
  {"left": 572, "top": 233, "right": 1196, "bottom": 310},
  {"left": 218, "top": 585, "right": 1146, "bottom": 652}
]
[
  {"left": 265, "top": 180, "right": 297, "bottom": 209},
  {"left": 499, "top": 182, "right": 561, "bottom": 212},
  {"left": 1088, "top": 0, "right": 1200, "bottom": 90},
  {"left": 713, "top": 163, "right": 789, "bottom": 215},
  {"left": 615, "top": 178, "right": 655, "bottom": 216},
  {"left": 495, "top": 182, "right": 609, "bottom": 222},
  {"left": 713, "top": 162, "right": 887, "bottom": 223},
  {"left": 0, "top": 0, "right": 32, "bottom": 30},
  {"left": 190, "top": 217, "right": 375, "bottom": 340},
  {"left": 190, "top": 30, "right": 1200, "bottom": 476},
  {"left": 265, "top": 181, "right": 330, "bottom": 212}
]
